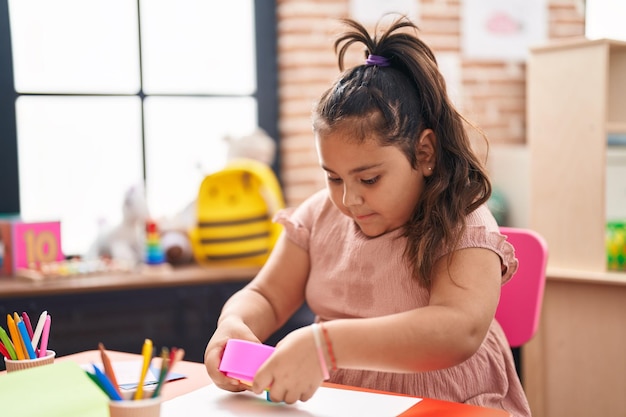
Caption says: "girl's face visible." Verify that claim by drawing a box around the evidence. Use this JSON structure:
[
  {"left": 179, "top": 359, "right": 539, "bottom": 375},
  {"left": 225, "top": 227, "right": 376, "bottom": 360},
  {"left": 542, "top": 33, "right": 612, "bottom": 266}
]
[{"left": 316, "top": 128, "right": 430, "bottom": 237}]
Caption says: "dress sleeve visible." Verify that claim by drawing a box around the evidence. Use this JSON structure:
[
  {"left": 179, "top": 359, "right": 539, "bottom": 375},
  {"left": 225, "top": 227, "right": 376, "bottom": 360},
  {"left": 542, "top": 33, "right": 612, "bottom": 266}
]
[
  {"left": 274, "top": 207, "right": 311, "bottom": 251},
  {"left": 458, "top": 225, "right": 518, "bottom": 285},
  {"left": 437, "top": 205, "right": 519, "bottom": 285},
  {"left": 272, "top": 189, "right": 327, "bottom": 252}
]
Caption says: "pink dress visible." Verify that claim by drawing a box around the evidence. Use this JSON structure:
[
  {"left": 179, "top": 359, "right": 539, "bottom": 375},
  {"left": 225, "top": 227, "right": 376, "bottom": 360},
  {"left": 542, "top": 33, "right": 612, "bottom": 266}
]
[{"left": 275, "top": 189, "right": 531, "bottom": 417}]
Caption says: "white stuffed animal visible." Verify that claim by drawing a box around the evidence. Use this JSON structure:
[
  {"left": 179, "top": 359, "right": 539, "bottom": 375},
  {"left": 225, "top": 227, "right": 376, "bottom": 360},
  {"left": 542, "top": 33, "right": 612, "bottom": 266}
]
[
  {"left": 85, "top": 183, "right": 150, "bottom": 265},
  {"left": 224, "top": 128, "right": 276, "bottom": 167}
]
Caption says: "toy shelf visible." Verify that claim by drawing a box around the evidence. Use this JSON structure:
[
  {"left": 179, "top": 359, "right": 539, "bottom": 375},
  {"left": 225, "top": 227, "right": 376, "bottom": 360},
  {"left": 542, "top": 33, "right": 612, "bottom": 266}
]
[{"left": 528, "top": 37, "right": 626, "bottom": 275}]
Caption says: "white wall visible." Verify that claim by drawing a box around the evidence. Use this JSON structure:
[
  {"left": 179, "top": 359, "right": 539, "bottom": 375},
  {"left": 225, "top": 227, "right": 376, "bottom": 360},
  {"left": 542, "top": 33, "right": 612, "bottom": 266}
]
[{"left": 487, "top": 145, "right": 530, "bottom": 228}]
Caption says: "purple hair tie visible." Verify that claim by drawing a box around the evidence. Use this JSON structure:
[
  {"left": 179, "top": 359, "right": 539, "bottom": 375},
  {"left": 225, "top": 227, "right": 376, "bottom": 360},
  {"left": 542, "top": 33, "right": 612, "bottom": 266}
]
[{"left": 365, "top": 54, "right": 390, "bottom": 67}]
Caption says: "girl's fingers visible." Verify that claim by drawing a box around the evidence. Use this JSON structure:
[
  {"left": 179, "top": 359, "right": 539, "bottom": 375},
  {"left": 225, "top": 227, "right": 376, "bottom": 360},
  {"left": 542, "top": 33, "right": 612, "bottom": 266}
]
[{"left": 251, "top": 373, "right": 272, "bottom": 395}]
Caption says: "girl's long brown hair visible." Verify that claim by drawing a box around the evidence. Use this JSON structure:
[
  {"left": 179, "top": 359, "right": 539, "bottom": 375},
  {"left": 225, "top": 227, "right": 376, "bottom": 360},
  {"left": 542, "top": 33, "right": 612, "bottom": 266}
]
[{"left": 313, "top": 16, "right": 491, "bottom": 287}]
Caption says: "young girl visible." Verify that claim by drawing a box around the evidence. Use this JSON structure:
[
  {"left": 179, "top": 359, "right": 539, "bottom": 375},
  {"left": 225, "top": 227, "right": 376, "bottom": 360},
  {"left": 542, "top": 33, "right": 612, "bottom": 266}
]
[{"left": 204, "top": 16, "right": 530, "bottom": 416}]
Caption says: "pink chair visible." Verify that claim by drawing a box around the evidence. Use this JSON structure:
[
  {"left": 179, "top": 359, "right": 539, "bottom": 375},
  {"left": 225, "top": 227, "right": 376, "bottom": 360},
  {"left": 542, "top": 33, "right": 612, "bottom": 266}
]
[
  {"left": 495, "top": 227, "right": 548, "bottom": 382},
  {"left": 496, "top": 227, "right": 549, "bottom": 348}
]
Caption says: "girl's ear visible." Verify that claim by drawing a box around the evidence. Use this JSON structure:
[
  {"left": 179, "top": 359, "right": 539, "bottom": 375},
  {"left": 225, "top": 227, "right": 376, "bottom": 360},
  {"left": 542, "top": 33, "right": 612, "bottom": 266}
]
[{"left": 416, "top": 129, "right": 436, "bottom": 176}]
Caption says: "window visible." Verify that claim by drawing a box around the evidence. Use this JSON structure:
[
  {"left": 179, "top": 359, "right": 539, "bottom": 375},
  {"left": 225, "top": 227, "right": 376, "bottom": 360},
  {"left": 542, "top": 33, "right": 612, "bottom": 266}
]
[
  {"left": 586, "top": 0, "right": 626, "bottom": 41},
  {"left": 0, "top": 0, "right": 278, "bottom": 256}
]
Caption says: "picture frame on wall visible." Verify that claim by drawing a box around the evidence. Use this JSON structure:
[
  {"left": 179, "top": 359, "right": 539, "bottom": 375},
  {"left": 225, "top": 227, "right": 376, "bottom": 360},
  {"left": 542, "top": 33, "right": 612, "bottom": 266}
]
[{"left": 461, "top": 0, "right": 548, "bottom": 61}]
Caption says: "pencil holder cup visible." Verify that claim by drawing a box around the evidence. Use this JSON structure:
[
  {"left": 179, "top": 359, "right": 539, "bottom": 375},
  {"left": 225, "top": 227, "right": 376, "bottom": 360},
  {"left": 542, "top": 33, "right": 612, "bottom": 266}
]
[
  {"left": 120, "top": 385, "right": 157, "bottom": 401},
  {"left": 4, "top": 349, "right": 55, "bottom": 373},
  {"left": 218, "top": 339, "right": 275, "bottom": 384},
  {"left": 109, "top": 395, "right": 162, "bottom": 417}
]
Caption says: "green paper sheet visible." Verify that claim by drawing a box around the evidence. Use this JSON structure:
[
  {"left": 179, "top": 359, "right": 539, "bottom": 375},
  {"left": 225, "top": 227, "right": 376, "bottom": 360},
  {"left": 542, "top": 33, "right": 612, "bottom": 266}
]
[{"left": 0, "top": 361, "right": 109, "bottom": 417}]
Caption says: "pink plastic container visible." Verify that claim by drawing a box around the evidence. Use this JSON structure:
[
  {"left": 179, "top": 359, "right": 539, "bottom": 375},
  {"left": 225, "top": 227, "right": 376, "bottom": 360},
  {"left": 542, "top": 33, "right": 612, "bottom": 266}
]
[{"left": 218, "top": 339, "right": 275, "bottom": 384}]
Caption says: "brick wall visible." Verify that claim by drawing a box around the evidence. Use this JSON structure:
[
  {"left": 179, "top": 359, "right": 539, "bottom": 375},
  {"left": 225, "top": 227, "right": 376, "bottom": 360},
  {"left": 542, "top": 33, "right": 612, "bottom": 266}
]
[{"left": 276, "top": 0, "right": 584, "bottom": 206}]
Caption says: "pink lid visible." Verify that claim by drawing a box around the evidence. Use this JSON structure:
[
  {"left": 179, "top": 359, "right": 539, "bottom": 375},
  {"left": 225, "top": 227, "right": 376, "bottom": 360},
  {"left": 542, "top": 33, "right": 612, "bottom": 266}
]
[{"left": 218, "top": 339, "right": 275, "bottom": 383}]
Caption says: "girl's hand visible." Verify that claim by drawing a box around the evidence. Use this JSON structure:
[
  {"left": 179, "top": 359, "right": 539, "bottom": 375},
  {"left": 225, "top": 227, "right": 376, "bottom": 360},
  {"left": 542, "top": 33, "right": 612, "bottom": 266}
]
[
  {"left": 252, "top": 325, "right": 326, "bottom": 404},
  {"left": 204, "top": 318, "right": 261, "bottom": 392}
]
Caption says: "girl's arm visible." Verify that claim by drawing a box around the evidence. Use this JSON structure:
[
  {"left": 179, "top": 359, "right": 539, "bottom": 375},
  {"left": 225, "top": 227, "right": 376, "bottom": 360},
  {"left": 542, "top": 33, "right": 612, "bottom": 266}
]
[
  {"left": 218, "top": 233, "right": 311, "bottom": 340},
  {"left": 323, "top": 246, "right": 502, "bottom": 372},
  {"left": 204, "top": 233, "right": 310, "bottom": 389}
]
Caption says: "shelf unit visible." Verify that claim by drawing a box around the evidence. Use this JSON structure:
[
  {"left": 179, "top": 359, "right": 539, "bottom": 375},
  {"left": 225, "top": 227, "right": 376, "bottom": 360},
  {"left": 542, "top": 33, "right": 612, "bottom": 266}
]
[
  {"left": 528, "top": 37, "right": 626, "bottom": 274},
  {"left": 525, "top": 38, "right": 626, "bottom": 417}
]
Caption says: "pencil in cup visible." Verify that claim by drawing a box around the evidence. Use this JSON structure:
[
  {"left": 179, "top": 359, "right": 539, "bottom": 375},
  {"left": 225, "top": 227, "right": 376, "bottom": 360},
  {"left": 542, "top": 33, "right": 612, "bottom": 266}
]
[
  {"left": 86, "top": 357, "right": 162, "bottom": 417},
  {"left": 1, "top": 311, "right": 54, "bottom": 372},
  {"left": 95, "top": 341, "right": 184, "bottom": 417}
]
